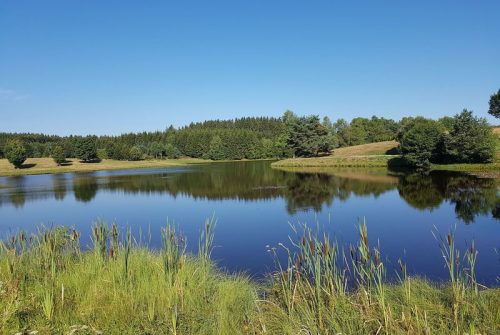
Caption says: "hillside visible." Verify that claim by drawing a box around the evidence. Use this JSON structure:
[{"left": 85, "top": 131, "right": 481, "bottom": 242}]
[
  {"left": 272, "top": 141, "right": 399, "bottom": 168},
  {"left": 332, "top": 140, "right": 398, "bottom": 156}
]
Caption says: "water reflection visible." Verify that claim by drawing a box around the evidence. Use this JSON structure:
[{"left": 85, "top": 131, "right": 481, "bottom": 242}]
[{"left": 0, "top": 161, "right": 498, "bottom": 223}]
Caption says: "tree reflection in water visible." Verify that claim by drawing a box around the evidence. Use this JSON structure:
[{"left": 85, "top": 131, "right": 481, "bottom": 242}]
[{"left": 0, "top": 161, "right": 498, "bottom": 223}]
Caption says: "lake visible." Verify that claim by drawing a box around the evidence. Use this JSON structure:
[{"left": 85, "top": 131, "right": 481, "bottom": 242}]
[{"left": 0, "top": 160, "right": 498, "bottom": 284}]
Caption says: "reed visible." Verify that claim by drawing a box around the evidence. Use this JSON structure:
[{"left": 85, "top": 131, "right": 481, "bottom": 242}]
[
  {"left": 0, "top": 219, "right": 498, "bottom": 335},
  {"left": 199, "top": 215, "right": 217, "bottom": 262}
]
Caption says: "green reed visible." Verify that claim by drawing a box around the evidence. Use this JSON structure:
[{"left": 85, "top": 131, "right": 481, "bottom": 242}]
[{"left": 0, "top": 218, "right": 498, "bottom": 335}]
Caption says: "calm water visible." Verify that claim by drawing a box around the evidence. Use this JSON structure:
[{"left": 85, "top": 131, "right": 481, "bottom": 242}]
[{"left": 0, "top": 161, "right": 499, "bottom": 283}]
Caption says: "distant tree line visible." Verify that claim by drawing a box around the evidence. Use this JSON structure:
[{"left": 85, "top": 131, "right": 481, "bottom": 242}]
[
  {"left": 1, "top": 114, "right": 403, "bottom": 165},
  {"left": 0, "top": 87, "right": 498, "bottom": 170}
]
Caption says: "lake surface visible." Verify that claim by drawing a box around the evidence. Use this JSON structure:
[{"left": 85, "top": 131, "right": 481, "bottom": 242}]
[{"left": 0, "top": 161, "right": 499, "bottom": 284}]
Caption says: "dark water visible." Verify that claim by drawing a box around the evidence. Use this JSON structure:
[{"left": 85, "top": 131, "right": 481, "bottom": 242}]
[{"left": 0, "top": 161, "right": 499, "bottom": 283}]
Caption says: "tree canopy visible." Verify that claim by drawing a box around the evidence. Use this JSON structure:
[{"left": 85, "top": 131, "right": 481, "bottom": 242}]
[
  {"left": 4, "top": 139, "right": 28, "bottom": 168},
  {"left": 284, "top": 113, "right": 332, "bottom": 157},
  {"left": 488, "top": 89, "right": 500, "bottom": 119},
  {"left": 75, "top": 137, "right": 98, "bottom": 162}
]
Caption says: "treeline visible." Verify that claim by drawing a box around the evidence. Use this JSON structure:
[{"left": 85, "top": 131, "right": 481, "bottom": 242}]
[
  {"left": 0, "top": 117, "right": 289, "bottom": 165},
  {"left": 0, "top": 109, "right": 497, "bottom": 169},
  {"left": 398, "top": 110, "right": 497, "bottom": 169},
  {"left": 0, "top": 114, "right": 405, "bottom": 164}
]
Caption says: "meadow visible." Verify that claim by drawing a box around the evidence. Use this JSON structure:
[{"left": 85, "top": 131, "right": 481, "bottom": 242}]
[
  {"left": 0, "top": 158, "right": 208, "bottom": 177},
  {"left": 272, "top": 132, "right": 500, "bottom": 176},
  {"left": 1, "top": 219, "right": 499, "bottom": 334}
]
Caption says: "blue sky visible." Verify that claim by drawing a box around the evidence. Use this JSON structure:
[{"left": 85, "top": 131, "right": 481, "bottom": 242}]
[{"left": 1, "top": 1, "right": 499, "bottom": 135}]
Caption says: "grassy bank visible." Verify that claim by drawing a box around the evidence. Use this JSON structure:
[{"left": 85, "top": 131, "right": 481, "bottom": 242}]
[
  {"left": 272, "top": 138, "right": 500, "bottom": 175},
  {"left": 271, "top": 141, "right": 399, "bottom": 169},
  {"left": 1, "top": 220, "right": 499, "bottom": 334},
  {"left": 0, "top": 157, "right": 209, "bottom": 177}
]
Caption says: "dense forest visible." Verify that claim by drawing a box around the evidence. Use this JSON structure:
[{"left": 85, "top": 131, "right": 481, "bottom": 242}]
[
  {"left": 0, "top": 114, "right": 453, "bottom": 160},
  {"left": 0, "top": 102, "right": 498, "bottom": 170}
]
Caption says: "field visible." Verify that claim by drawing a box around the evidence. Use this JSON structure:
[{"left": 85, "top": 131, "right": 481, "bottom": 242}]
[
  {"left": 332, "top": 140, "right": 398, "bottom": 156},
  {"left": 1, "top": 221, "right": 499, "bottom": 334},
  {"left": 272, "top": 141, "right": 399, "bottom": 169},
  {"left": 0, "top": 157, "right": 208, "bottom": 177},
  {"left": 272, "top": 133, "right": 500, "bottom": 174}
]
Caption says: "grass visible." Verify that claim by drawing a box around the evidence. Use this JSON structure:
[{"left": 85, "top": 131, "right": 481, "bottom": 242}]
[
  {"left": 0, "top": 157, "right": 209, "bottom": 177},
  {"left": 332, "top": 140, "right": 398, "bottom": 156},
  {"left": 272, "top": 154, "right": 396, "bottom": 168},
  {"left": 272, "top": 141, "right": 400, "bottom": 169},
  {"left": 1, "top": 219, "right": 499, "bottom": 334},
  {"left": 272, "top": 135, "right": 500, "bottom": 174}
]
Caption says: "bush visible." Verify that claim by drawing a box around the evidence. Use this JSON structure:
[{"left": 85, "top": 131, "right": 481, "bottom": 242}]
[
  {"left": 443, "top": 109, "right": 495, "bottom": 163},
  {"left": 399, "top": 119, "right": 443, "bottom": 170},
  {"left": 4, "top": 139, "right": 28, "bottom": 168},
  {"left": 165, "top": 143, "right": 181, "bottom": 159},
  {"left": 97, "top": 148, "right": 108, "bottom": 160},
  {"left": 106, "top": 143, "right": 129, "bottom": 160},
  {"left": 128, "top": 146, "right": 142, "bottom": 161},
  {"left": 51, "top": 145, "right": 66, "bottom": 166}
]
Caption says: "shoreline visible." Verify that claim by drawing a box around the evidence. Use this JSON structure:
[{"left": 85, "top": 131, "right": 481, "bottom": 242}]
[
  {"left": 0, "top": 157, "right": 210, "bottom": 177},
  {"left": 271, "top": 155, "right": 500, "bottom": 177}
]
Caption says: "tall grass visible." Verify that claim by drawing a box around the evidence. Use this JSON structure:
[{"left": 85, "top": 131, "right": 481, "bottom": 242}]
[
  {"left": 0, "top": 219, "right": 499, "bottom": 334},
  {"left": 0, "top": 220, "right": 257, "bottom": 334},
  {"left": 264, "top": 220, "right": 500, "bottom": 334}
]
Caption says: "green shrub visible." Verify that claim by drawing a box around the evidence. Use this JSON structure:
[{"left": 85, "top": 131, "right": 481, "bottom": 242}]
[
  {"left": 399, "top": 119, "right": 443, "bottom": 169},
  {"left": 4, "top": 139, "right": 27, "bottom": 168},
  {"left": 97, "top": 148, "right": 108, "bottom": 160},
  {"left": 165, "top": 143, "right": 181, "bottom": 159},
  {"left": 128, "top": 146, "right": 143, "bottom": 161},
  {"left": 443, "top": 109, "right": 495, "bottom": 163},
  {"left": 51, "top": 145, "right": 66, "bottom": 165}
]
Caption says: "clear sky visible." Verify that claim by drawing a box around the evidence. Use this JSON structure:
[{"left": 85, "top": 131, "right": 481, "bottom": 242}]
[{"left": 1, "top": 1, "right": 499, "bottom": 135}]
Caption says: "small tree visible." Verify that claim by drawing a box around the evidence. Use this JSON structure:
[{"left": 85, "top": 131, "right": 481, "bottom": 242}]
[
  {"left": 75, "top": 137, "right": 98, "bottom": 162},
  {"left": 285, "top": 113, "right": 331, "bottom": 157},
  {"left": 150, "top": 141, "right": 164, "bottom": 159},
  {"left": 444, "top": 109, "right": 495, "bottom": 163},
  {"left": 128, "top": 146, "right": 143, "bottom": 161},
  {"left": 208, "top": 135, "right": 225, "bottom": 160},
  {"left": 400, "top": 119, "right": 443, "bottom": 170},
  {"left": 51, "top": 145, "right": 66, "bottom": 166},
  {"left": 488, "top": 89, "right": 500, "bottom": 119},
  {"left": 4, "top": 139, "right": 27, "bottom": 168},
  {"left": 165, "top": 143, "right": 181, "bottom": 159}
]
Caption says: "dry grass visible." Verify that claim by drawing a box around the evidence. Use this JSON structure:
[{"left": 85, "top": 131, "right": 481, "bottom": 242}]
[
  {"left": 332, "top": 140, "right": 399, "bottom": 156},
  {"left": 272, "top": 141, "right": 400, "bottom": 169},
  {"left": 272, "top": 154, "right": 395, "bottom": 168},
  {"left": 0, "top": 157, "right": 208, "bottom": 177},
  {"left": 492, "top": 126, "right": 500, "bottom": 136}
]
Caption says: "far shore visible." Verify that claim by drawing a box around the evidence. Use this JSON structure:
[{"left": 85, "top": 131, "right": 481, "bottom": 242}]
[
  {"left": 0, "top": 157, "right": 210, "bottom": 177},
  {"left": 271, "top": 156, "right": 500, "bottom": 177}
]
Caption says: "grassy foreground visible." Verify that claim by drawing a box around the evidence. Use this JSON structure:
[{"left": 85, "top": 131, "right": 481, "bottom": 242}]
[
  {"left": 1, "top": 220, "right": 499, "bottom": 334},
  {"left": 0, "top": 157, "right": 209, "bottom": 177}
]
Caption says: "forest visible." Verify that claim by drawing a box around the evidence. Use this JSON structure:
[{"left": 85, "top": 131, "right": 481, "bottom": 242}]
[{"left": 0, "top": 96, "right": 498, "bottom": 171}]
